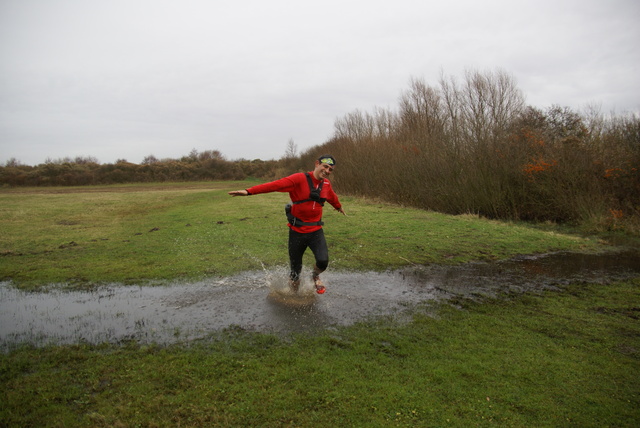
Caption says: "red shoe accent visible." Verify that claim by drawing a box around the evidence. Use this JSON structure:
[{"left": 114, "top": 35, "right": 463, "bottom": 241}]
[{"left": 313, "top": 276, "right": 326, "bottom": 294}]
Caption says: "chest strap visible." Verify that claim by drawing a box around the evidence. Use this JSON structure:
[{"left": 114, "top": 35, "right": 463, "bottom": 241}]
[{"left": 292, "top": 173, "right": 326, "bottom": 206}]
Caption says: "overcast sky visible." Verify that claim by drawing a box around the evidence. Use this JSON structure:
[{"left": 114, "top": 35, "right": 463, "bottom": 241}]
[{"left": 1, "top": 0, "right": 638, "bottom": 166}]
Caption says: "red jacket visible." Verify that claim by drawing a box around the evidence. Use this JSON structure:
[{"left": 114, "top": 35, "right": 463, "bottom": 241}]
[{"left": 246, "top": 171, "right": 342, "bottom": 233}]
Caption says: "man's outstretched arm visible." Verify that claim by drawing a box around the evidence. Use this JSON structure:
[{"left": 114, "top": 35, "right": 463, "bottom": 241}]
[{"left": 228, "top": 190, "right": 249, "bottom": 196}]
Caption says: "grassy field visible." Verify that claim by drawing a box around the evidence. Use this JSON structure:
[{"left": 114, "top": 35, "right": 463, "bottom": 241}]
[
  {"left": 1, "top": 182, "right": 638, "bottom": 427},
  {"left": 1, "top": 279, "right": 638, "bottom": 427},
  {"left": 0, "top": 181, "right": 606, "bottom": 290}
]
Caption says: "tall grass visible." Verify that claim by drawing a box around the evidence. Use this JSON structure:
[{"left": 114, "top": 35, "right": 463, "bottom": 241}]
[{"left": 305, "top": 69, "right": 639, "bottom": 234}]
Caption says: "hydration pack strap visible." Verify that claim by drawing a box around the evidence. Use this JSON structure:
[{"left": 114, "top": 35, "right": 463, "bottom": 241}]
[
  {"left": 292, "top": 173, "right": 325, "bottom": 206},
  {"left": 285, "top": 204, "right": 324, "bottom": 227}
]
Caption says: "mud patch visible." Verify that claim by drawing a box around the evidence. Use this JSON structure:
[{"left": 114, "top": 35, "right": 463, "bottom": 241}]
[{"left": 1, "top": 250, "right": 638, "bottom": 349}]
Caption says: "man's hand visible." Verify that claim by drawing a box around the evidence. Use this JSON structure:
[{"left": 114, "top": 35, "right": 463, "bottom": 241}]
[
  {"left": 228, "top": 190, "right": 249, "bottom": 196},
  {"left": 337, "top": 207, "right": 347, "bottom": 216}
]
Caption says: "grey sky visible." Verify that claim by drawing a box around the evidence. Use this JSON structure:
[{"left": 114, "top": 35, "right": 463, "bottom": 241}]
[{"left": 1, "top": 0, "right": 638, "bottom": 166}]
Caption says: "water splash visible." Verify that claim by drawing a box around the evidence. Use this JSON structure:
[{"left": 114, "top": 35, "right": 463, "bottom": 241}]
[{"left": 1, "top": 250, "right": 638, "bottom": 350}]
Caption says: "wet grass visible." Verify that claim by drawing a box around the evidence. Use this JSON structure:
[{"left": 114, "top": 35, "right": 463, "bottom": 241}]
[
  {"left": 1, "top": 278, "right": 638, "bottom": 427},
  {"left": 0, "top": 181, "right": 605, "bottom": 290},
  {"left": 1, "top": 182, "right": 637, "bottom": 426}
]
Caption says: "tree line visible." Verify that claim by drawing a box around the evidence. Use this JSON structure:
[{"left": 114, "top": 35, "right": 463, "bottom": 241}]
[
  {"left": 307, "top": 69, "right": 639, "bottom": 232},
  {"left": 0, "top": 150, "right": 286, "bottom": 186},
  {"left": 2, "top": 68, "right": 638, "bottom": 232}
]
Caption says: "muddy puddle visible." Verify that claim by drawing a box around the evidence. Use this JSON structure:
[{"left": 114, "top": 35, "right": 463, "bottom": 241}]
[{"left": 1, "top": 250, "right": 639, "bottom": 350}]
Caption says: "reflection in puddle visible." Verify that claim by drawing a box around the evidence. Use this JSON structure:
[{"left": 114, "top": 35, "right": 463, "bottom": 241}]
[{"left": 1, "top": 250, "right": 639, "bottom": 349}]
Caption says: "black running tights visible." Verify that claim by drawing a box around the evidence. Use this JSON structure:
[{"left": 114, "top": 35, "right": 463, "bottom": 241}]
[{"left": 288, "top": 228, "right": 328, "bottom": 281}]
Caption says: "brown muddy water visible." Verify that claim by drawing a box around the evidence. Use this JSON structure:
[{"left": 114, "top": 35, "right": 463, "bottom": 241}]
[{"left": 1, "top": 250, "right": 639, "bottom": 350}]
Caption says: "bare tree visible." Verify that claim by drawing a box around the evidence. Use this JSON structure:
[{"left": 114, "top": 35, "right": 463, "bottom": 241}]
[
  {"left": 399, "top": 77, "right": 445, "bottom": 145},
  {"left": 283, "top": 138, "right": 298, "bottom": 159},
  {"left": 460, "top": 68, "right": 525, "bottom": 146},
  {"left": 199, "top": 150, "right": 225, "bottom": 161},
  {"left": 73, "top": 156, "right": 99, "bottom": 165},
  {"left": 4, "top": 158, "right": 22, "bottom": 167},
  {"left": 142, "top": 154, "right": 159, "bottom": 165}
]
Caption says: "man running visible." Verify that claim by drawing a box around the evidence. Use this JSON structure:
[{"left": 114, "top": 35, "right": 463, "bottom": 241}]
[{"left": 228, "top": 155, "right": 345, "bottom": 294}]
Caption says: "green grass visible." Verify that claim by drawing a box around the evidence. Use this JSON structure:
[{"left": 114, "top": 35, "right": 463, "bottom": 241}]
[
  {"left": 1, "top": 278, "right": 638, "bottom": 427},
  {"left": 1, "top": 182, "right": 637, "bottom": 427},
  {"left": 0, "top": 182, "right": 604, "bottom": 289}
]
